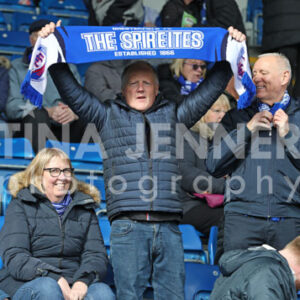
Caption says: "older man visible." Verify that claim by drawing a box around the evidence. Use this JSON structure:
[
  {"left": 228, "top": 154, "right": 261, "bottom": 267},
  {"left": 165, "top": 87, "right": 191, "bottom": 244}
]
[
  {"left": 207, "top": 53, "right": 300, "bottom": 252},
  {"left": 39, "top": 22, "right": 245, "bottom": 299}
]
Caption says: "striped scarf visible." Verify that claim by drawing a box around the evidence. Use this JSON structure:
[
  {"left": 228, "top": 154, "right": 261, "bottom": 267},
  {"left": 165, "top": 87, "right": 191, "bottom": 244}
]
[{"left": 52, "top": 192, "right": 72, "bottom": 218}]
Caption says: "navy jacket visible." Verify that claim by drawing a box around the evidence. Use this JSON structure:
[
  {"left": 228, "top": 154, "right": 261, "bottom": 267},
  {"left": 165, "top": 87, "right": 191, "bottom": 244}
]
[
  {"left": 0, "top": 185, "right": 108, "bottom": 296},
  {"left": 49, "top": 61, "right": 232, "bottom": 221},
  {"left": 210, "top": 246, "right": 297, "bottom": 299},
  {"left": 206, "top": 98, "right": 300, "bottom": 218}
]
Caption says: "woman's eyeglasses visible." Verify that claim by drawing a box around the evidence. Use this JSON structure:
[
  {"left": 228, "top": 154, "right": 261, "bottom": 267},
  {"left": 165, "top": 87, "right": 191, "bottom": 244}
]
[
  {"left": 44, "top": 168, "right": 74, "bottom": 177},
  {"left": 184, "top": 62, "right": 207, "bottom": 71}
]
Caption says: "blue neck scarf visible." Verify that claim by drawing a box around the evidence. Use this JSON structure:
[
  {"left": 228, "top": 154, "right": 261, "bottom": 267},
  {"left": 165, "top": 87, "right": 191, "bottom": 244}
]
[
  {"left": 176, "top": 75, "right": 204, "bottom": 95},
  {"left": 258, "top": 90, "right": 290, "bottom": 115},
  {"left": 52, "top": 192, "right": 72, "bottom": 218},
  {"left": 21, "top": 26, "right": 254, "bottom": 109},
  {"left": 200, "top": 0, "right": 207, "bottom": 25}
]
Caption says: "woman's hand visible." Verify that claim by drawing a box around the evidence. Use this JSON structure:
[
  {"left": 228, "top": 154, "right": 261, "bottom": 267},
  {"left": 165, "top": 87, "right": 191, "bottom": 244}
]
[
  {"left": 38, "top": 20, "right": 62, "bottom": 39},
  {"left": 69, "top": 281, "right": 88, "bottom": 300}
]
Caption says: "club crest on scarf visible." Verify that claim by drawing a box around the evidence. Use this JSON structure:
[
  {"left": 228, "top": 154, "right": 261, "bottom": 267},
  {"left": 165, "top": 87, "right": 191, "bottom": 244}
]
[
  {"left": 31, "top": 45, "right": 47, "bottom": 80},
  {"left": 237, "top": 47, "right": 246, "bottom": 78}
]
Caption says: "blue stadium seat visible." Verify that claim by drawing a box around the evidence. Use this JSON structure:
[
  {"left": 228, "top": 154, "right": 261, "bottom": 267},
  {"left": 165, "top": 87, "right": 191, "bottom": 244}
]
[
  {"left": 98, "top": 215, "right": 111, "bottom": 255},
  {"left": 179, "top": 224, "right": 207, "bottom": 264},
  {"left": 208, "top": 226, "right": 218, "bottom": 265},
  {"left": 0, "top": 137, "right": 34, "bottom": 159},
  {"left": 0, "top": 138, "right": 34, "bottom": 215},
  {"left": 66, "top": 16, "right": 88, "bottom": 26},
  {"left": 45, "top": 140, "right": 102, "bottom": 164},
  {"left": 0, "top": 11, "right": 8, "bottom": 31},
  {"left": 12, "top": 12, "right": 58, "bottom": 32},
  {"left": 39, "top": 0, "right": 88, "bottom": 20},
  {"left": 0, "top": 30, "right": 29, "bottom": 56},
  {"left": 0, "top": 0, "right": 36, "bottom": 14},
  {"left": 185, "top": 262, "right": 220, "bottom": 300}
]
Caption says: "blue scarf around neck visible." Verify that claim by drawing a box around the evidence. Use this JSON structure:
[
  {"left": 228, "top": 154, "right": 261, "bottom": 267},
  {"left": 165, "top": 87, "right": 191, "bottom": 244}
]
[
  {"left": 177, "top": 74, "right": 204, "bottom": 95},
  {"left": 52, "top": 192, "right": 72, "bottom": 218},
  {"left": 258, "top": 90, "right": 290, "bottom": 115}
]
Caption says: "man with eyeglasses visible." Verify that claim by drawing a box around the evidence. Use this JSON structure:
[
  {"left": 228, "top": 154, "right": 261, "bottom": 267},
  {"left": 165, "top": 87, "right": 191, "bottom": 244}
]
[{"left": 39, "top": 21, "right": 245, "bottom": 300}]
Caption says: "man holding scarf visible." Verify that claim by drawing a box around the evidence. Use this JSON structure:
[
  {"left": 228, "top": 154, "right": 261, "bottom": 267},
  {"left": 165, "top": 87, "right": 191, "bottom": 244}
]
[
  {"left": 207, "top": 53, "right": 300, "bottom": 252},
  {"left": 37, "top": 22, "right": 245, "bottom": 299}
]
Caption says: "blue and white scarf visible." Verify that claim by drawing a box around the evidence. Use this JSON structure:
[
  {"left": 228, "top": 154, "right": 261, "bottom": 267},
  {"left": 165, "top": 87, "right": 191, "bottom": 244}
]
[
  {"left": 21, "top": 26, "right": 255, "bottom": 109},
  {"left": 52, "top": 192, "right": 72, "bottom": 218},
  {"left": 258, "top": 90, "right": 290, "bottom": 115},
  {"left": 176, "top": 75, "right": 204, "bottom": 95}
]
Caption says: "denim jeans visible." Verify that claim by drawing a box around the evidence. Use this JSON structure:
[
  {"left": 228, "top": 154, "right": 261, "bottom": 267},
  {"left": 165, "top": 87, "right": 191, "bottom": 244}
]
[
  {"left": 12, "top": 277, "right": 115, "bottom": 300},
  {"left": 0, "top": 288, "right": 9, "bottom": 300},
  {"left": 110, "top": 220, "right": 185, "bottom": 300}
]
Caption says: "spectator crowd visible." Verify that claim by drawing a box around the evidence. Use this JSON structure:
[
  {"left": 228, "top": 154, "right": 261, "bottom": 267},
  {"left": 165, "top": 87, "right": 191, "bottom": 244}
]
[{"left": 0, "top": 0, "right": 300, "bottom": 299}]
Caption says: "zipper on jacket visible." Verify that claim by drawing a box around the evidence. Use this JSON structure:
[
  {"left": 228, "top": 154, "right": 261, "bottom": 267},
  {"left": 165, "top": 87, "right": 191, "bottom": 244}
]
[
  {"left": 142, "top": 114, "right": 154, "bottom": 210},
  {"left": 267, "top": 129, "right": 276, "bottom": 218}
]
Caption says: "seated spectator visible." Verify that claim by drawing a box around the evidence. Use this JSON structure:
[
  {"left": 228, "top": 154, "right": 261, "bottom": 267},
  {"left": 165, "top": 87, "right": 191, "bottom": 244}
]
[
  {"left": 0, "top": 56, "right": 10, "bottom": 138},
  {"left": 5, "top": 19, "right": 88, "bottom": 153},
  {"left": 179, "top": 94, "right": 230, "bottom": 238},
  {"left": 0, "top": 147, "right": 115, "bottom": 300},
  {"left": 84, "top": 60, "right": 131, "bottom": 102},
  {"left": 210, "top": 236, "right": 300, "bottom": 299},
  {"left": 160, "top": 0, "right": 245, "bottom": 34},
  {"left": 84, "top": 0, "right": 159, "bottom": 27},
  {"left": 158, "top": 58, "right": 207, "bottom": 103}
]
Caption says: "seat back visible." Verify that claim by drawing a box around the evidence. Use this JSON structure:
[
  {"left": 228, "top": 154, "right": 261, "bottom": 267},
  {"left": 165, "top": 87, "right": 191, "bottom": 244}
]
[
  {"left": 179, "top": 224, "right": 207, "bottom": 264},
  {"left": 98, "top": 215, "right": 111, "bottom": 255},
  {"left": 185, "top": 262, "right": 220, "bottom": 300},
  {"left": 0, "top": 0, "right": 36, "bottom": 14},
  {"left": 12, "top": 12, "right": 58, "bottom": 32},
  {"left": 0, "top": 138, "right": 34, "bottom": 216},
  {"left": 208, "top": 226, "right": 218, "bottom": 265},
  {"left": 0, "top": 30, "right": 29, "bottom": 56},
  {"left": 39, "top": 0, "right": 88, "bottom": 19}
]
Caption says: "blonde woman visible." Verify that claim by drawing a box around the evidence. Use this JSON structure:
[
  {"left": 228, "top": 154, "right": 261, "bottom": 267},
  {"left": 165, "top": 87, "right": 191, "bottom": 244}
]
[
  {"left": 191, "top": 93, "right": 231, "bottom": 139},
  {"left": 157, "top": 58, "right": 207, "bottom": 103},
  {"left": 179, "top": 94, "right": 230, "bottom": 240},
  {"left": 0, "top": 148, "right": 115, "bottom": 300}
]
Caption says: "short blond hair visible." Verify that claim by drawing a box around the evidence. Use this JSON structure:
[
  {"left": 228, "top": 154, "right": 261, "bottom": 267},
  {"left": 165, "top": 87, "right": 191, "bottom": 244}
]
[{"left": 191, "top": 94, "right": 231, "bottom": 139}]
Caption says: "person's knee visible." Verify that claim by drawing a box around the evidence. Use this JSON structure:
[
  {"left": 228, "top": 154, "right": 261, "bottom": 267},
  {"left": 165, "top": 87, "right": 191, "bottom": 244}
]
[
  {"left": 86, "top": 282, "right": 115, "bottom": 300},
  {"left": 34, "top": 277, "right": 62, "bottom": 297}
]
